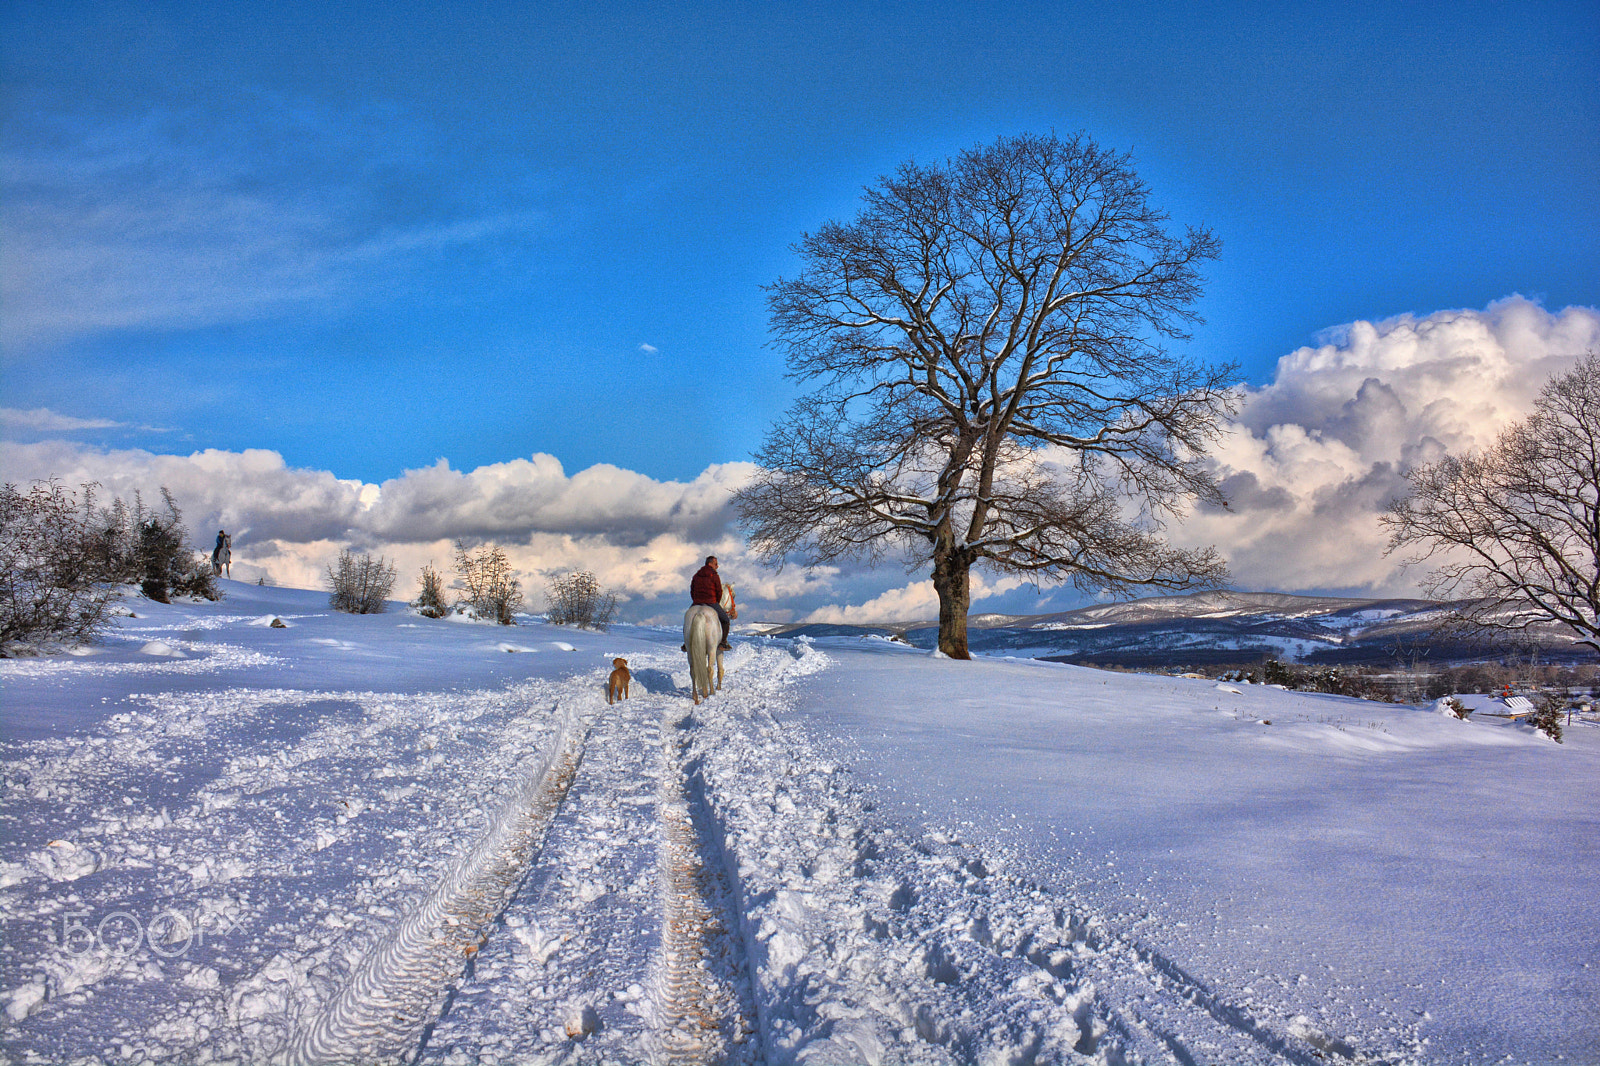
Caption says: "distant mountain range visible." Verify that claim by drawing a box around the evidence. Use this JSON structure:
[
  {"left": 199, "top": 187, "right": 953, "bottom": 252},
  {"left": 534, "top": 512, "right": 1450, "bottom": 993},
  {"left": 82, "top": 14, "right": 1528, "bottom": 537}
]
[{"left": 754, "top": 590, "right": 1599, "bottom": 669}]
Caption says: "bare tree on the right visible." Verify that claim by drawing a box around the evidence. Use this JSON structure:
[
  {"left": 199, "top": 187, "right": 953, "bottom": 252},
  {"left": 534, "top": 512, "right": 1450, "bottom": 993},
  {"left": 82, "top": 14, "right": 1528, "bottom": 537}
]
[{"left": 1383, "top": 352, "right": 1600, "bottom": 653}]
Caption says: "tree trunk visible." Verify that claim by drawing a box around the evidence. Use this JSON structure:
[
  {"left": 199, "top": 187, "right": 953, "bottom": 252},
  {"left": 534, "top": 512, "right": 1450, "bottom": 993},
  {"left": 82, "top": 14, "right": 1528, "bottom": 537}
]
[{"left": 931, "top": 548, "right": 972, "bottom": 659}]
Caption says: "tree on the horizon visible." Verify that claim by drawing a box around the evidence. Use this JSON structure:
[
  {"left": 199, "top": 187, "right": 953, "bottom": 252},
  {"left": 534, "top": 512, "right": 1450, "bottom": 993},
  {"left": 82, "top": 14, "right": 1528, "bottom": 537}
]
[
  {"left": 1384, "top": 352, "right": 1600, "bottom": 653},
  {"left": 736, "top": 132, "right": 1237, "bottom": 658}
]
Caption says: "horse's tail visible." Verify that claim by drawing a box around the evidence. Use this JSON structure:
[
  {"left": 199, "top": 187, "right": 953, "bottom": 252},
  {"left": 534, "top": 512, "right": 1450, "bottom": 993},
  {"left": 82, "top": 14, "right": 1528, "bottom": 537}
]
[{"left": 684, "top": 605, "right": 718, "bottom": 700}]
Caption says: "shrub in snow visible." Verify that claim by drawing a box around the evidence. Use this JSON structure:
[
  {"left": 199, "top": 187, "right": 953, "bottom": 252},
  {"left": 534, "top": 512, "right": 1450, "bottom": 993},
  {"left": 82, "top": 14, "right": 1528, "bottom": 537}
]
[
  {"left": 1223, "top": 659, "right": 1404, "bottom": 701},
  {"left": 0, "top": 480, "right": 115, "bottom": 650},
  {"left": 453, "top": 541, "right": 523, "bottom": 625},
  {"left": 131, "top": 488, "right": 220, "bottom": 604},
  {"left": 1530, "top": 692, "right": 1565, "bottom": 744},
  {"left": 327, "top": 549, "right": 398, "bottom": 614},
  {"left": 412, "top": 563, "right": 449, "bottom": 618},
  {"left": 544, "top": 569, "right": 617, "bottom": 631},
  {"left": 1261, "top": 659, "right": 1295, "bottom": 688},
  {"left": 79, "top": 485, "right": 140, "bottom": 585},
  {"left": 7, "top": 480, "right": 220, "bottom": 611},
  {"left": 1445, "top": 696, "right": 1472, "bottom": 720}
]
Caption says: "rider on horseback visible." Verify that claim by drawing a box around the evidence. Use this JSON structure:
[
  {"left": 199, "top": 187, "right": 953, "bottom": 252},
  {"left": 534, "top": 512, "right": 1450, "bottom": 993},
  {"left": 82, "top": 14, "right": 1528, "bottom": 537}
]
[{"left": 690, "top": 556, "right": 732, "bottom": 651}]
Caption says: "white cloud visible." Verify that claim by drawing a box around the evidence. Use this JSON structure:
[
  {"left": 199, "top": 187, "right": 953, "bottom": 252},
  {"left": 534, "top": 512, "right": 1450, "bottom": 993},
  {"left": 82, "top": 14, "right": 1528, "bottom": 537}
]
[
  {"left": 1176, "top": 297, "right": 1600, "bottom": 594},
  {"left": 362, "top": 456, "right": 754, "bottom": 545},
  {"left": 639, "top": 343, "right": 658, "bottom": 353},
  {"left": 1, "top": 407, "right": 132, "bottom": 432},
  {"left": 803, "top": 573, "right": 1028, "bottom": 625},
  {"left": 0, "top": 441, "right": 788, "bottom": 621}
]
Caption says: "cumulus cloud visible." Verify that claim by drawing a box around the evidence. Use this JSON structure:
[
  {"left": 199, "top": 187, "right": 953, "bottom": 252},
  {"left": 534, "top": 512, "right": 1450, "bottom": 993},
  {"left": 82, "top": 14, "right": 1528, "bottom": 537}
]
[
  {"left": 1177, "top": 297, "right": 1600, "bottom": 594},
  {"left": 0, "top": 441, "right": 817, "bottom": 621},
  {"left": 361, "top": 456, "right": 751, "bottom": 545},
  {"left": 639, "top": 343, "right": 658, "bottom": 353}
]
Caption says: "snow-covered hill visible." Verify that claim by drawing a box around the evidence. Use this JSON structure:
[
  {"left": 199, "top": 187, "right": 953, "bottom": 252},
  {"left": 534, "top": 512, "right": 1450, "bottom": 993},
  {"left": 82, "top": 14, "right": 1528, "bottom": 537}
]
[
  {"left": 769, "top": 589, "right": 1600, "bottom": 669},
  {"left": 2, "top": 581, "right": 1596, "bottom": 1064}
]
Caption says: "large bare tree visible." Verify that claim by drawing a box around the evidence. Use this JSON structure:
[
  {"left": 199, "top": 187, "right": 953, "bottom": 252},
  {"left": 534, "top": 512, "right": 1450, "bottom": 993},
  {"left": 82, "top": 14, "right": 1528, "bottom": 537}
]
[
  {"left": 736, "top": 132, "right": 1238, "bottom": 658},
  {"left": 1384, "top": 352, "right": 1600, "bottom": 653}
]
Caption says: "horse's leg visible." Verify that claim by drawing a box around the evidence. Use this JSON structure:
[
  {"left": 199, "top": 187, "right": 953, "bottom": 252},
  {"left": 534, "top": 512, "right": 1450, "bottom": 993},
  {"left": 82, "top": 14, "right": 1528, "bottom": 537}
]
[
  {"left": 714, "top": 647, "right": 723, "bottom": 691},
  {"left": 698, "top": 639, "right": 711, "bottom": 703}
]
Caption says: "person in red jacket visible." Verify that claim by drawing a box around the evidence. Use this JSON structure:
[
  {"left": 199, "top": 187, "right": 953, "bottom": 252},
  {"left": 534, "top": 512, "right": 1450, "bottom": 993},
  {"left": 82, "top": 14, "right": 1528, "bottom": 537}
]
[{"left": 690, "top": 555, "right": 732, "bottom": 650}]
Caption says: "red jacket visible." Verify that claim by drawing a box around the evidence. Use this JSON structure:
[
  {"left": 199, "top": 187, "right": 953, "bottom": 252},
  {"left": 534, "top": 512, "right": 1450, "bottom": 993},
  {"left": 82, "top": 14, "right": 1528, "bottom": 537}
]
[{"left": 690, "top": 564, "right": 722, "bottom": 606}]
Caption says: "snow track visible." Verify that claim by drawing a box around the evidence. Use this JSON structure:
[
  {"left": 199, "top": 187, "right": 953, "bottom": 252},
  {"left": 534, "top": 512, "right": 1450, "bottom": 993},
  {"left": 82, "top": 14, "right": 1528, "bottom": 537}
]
[
  {"left": 652, "top": 702, "right": 760, "bottom": 1063},
  {"left": 412, "top": 653, "right": 765, "bottom": 1064},
  {"left": 288, "top": 698, "right": 587, "bottom": 1065}
]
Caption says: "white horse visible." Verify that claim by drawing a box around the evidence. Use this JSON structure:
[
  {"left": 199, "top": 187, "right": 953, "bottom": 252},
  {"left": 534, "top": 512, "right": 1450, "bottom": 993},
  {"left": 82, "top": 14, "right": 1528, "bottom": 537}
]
[
  {"left": 684, "top": 583, "right": 736, "bottom": 705},
  {"left": 212, "top": 532, "right": 232, "bottom": 577}
]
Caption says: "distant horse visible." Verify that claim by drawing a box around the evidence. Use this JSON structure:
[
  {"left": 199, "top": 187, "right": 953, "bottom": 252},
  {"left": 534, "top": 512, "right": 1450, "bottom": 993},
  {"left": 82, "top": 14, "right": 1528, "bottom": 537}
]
[
  {"left": 684, "top": 583, "right": 736, "bottom": 704},
  {"left": 212, "top": 532, "right": 232, "bottom": 577}
]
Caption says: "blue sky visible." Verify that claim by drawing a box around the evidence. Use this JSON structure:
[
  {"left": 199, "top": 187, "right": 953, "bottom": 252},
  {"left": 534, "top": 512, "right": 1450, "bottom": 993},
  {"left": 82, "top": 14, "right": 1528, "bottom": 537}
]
[
  {"left": 2, "top": 1, "right": 1598, "bottom": 620},
  {"left": 6, "top": 0, "right": 1596, "bottom": 483}
]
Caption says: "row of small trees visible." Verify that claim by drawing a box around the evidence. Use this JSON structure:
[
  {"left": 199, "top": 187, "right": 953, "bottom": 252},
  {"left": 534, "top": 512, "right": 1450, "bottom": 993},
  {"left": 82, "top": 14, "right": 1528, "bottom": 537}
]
[
  {"left": 405, "top": 542, "right": 528, "bottom": 625},
  {"left": 331, "top": 541, "right": 613, "bottom": 629},
  {"left": 1, "top": 480, "right": 220, "bottom": 650},
  {"left": 411, "top": 542, "right": 528, "bottom": 623}
]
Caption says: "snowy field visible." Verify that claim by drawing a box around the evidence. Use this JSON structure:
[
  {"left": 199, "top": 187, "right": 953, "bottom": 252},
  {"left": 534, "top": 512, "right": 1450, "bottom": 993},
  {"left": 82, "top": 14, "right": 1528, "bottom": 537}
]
[{"left": 1, "top": 581, "right": 1596, "bottom": 1064}]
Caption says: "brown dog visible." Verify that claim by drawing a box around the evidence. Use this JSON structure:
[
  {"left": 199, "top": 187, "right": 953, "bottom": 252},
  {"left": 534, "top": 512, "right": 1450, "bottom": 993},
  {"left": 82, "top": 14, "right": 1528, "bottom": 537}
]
[{"left": 607, "top": 658, "right": 631, "bottom": 704}]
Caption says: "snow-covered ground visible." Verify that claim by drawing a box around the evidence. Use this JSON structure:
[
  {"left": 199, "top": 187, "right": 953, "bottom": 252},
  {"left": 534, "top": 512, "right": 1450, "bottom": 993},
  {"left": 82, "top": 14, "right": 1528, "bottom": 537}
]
[{"left": 2, "top": 581, "right": 1596, "bottom": 1064}]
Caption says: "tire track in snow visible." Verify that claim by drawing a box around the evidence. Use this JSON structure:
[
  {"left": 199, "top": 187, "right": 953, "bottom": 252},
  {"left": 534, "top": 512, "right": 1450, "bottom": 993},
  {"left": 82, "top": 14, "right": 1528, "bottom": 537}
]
[
  {"left": 412, "top": 668, "right": 669, "bottom": 1061},
  {"left": 410, "top": 651, "right": 763, "bottom": 1063},
  {"left": 652, "top": 700, "right": 761, "bottom": 1064},
  {"left": 286, "top": 698, "right": 587, "bottom": 1065}
]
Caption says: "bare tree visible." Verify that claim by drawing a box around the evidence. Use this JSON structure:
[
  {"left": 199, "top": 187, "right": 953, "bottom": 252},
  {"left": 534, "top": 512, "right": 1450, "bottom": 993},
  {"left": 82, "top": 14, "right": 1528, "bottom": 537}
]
[
  {"left": 1384, "top": 352, "right": 1600, "bottom": 653},
  {"left": 736, "top": 132, "right": 1236, "bottom": 657},
  {"left": 0, "top": 480, "right": 115, "bottom": 649},
  {"left": 453, "top": 541, "right": 524, "bottom": 625},
  {"left": 544, "top": 569, "right": 618, "bottom": 630},
  {"left": 327, "top": 549, "right": 398, "bottom": 614}
]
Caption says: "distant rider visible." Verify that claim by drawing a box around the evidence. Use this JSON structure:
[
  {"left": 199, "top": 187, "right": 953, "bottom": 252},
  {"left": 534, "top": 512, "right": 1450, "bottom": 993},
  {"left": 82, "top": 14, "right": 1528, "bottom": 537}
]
[
  {"left": 690, "top": 555, "right": 732, "bottom": 651},
  {"left": 212, "top": 530, "right": 232, "bottom": 577}
]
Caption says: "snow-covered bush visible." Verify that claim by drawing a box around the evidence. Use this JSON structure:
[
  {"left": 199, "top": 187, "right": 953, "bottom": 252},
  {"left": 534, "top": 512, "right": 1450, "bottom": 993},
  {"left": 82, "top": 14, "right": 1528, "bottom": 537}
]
[
  {"left": 412, "top": 563, "right": 449, "bottom": 618},
  {"left": 1445, "top": 696, "right": 1472, "bottom": 720},
  {"left": 453, "top": 541, "right": 523, "bottom": 625},
  {"left": 0, "top": 480, "right": 115, "bottom": 650},
  {"left": 1530, "top": 692, "right": 1566, "bottom": 744},
  {"left": 544, "top": 569, "right": 617, "bottom": 630},
  {"left": 328, "top": 549, "right": 398, "bottom": 614}
]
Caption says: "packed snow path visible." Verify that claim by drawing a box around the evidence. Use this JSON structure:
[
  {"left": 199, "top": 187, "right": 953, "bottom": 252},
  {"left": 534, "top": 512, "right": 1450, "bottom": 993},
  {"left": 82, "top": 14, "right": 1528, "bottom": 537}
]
[{"left": 10, "top": 585, "right": 1588, "bottom": 1062}]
